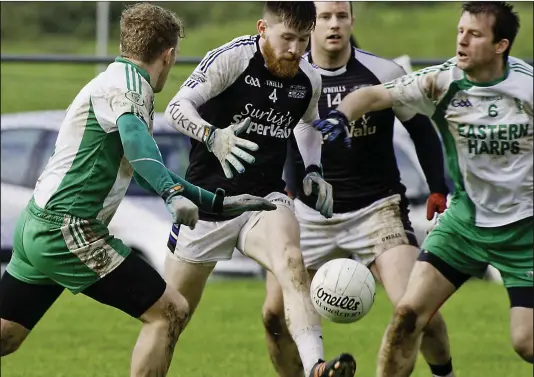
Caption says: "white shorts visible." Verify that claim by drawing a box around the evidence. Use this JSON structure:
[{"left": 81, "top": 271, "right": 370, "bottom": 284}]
[
  {"left": 295, "top": 194, "right": 418, "bottom": 270},
  {"left": 167, "top": 192, "right": 294, "bottom": 264}
]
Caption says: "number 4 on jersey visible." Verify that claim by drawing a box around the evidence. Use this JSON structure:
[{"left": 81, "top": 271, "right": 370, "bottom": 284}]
[
  {"left": 269, "top": 88, "right": 278, "bottom": 103},
  {"left": 327, "top": 93, "right": 342, "bottom": 108}
]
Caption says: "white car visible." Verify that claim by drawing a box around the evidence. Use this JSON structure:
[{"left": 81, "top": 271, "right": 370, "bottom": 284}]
[{"left": 0, "top": 110, "right": 263, "bottom": 277}]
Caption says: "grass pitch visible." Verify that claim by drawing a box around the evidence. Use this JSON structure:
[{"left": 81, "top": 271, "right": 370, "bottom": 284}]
[{"left": 1, "top": 279, "right": 531, "bottom": 377}]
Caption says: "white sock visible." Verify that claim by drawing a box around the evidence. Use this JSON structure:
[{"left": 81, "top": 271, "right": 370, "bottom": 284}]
[{"left": 291, "top": 325, "right": 325, "bottom": 376}]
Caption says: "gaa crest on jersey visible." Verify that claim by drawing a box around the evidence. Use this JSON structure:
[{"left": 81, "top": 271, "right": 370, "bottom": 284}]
[
  {"left": 288, "top": 85, "right": 307, "bottom": 99},
  {"left": 125, "top": 90, "right": 144, "bottom": 106}
]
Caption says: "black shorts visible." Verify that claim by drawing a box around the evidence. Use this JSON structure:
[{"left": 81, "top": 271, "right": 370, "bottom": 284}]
[{"left": 0, "top": 252, "right": 166, "bottom": 330}]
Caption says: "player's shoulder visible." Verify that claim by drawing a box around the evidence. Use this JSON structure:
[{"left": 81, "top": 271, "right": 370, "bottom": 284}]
[
  {"left": 507, "top": 56, "right": 533, "bottom": 82},
  {"left": 353, "top": 47, "right": 406, "bottom": 83},
  {"left": 299, "top": 55, "right": 322, "bottom": 90},
  {"left": 202, "top": 35, "right": 258, "bottom": 63},
  {"left": 97, "top": 59, "right": 152, "bottom": 100}
]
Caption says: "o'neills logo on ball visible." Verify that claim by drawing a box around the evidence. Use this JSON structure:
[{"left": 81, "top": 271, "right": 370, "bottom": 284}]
[{"left": 315, "top": 287, "right": 360, "bottom": 311}]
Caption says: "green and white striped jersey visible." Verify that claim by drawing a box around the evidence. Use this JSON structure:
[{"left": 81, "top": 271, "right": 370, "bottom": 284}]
[
  {"left": 385, "top": 57, "right": 533, "bottom": 227},
  {"left": 33, "top": 58, "right": 155, "bottom": 225}
]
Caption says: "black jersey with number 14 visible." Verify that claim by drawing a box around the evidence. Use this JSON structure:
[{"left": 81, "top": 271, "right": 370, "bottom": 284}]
[{"left": 288, "top": 47, "right": 414, "bottom": 213}]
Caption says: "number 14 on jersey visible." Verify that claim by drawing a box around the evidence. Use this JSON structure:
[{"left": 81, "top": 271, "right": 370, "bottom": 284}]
[{"left": 327, "top": 93, "right": 342, "bottom": 108}]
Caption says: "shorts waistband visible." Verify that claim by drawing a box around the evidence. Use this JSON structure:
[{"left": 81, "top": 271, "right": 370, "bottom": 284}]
[{"left": 27, "top": 198, "right": 70, "bottom": 226}]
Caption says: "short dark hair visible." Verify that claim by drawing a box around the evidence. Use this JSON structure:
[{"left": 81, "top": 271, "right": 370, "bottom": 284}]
[
  {"left": 120, "top": 3, "right": 184, "bottom": 64},
  {"left": 461, "top": 1, "right": 520, "bottom": 62},
  {"left": 263, "top": 2, "right": 317, "bottom": 32}
]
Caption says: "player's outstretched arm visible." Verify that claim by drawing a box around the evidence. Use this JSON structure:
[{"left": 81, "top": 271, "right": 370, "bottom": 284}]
[
  {"left": 165, "top": 96, "right": 258, "bottom": 179},
  {"left": 118, "top": 113, "right": 201, "bottom": 228},
  {"left": 166, "top": 169, "right": 276, "bottom": 216}
]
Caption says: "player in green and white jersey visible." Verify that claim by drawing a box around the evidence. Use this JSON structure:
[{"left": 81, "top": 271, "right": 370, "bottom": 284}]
[
  {"left": 312, "top": 1, "right": 533, "bottom": 374},
  {"left": 0, "top": 3, "right": 275, "bottom": 375}
]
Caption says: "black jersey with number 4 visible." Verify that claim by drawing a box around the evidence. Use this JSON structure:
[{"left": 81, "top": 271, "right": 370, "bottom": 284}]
[
  {"left": 172, "top": 35, "right": 321, "bottom": 220},
  {"left": 288, "top": 47, "right": 417, "bottom": 213}
]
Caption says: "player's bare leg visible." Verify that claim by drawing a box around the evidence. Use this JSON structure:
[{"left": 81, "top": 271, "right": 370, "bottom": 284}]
[
  {"left": 376, "top": 259, "right": 456, "bottom": 377},
  {"left": 263, "top": 271, "right": 304, "bottom": 377},
  {"left": 163, "top": 253, "right": 215, "bottom": 327},
  {"left": 246, "top": 206, "right": 355, "bottom": 377},
  {"left": 371, "top": 245, "right": 454, "bottom": 377},
  {"left": 131, "top": 285, "right": 189, "bottom": 377},
  {"left": 510, "top": 305, "right": 533, "bottom": 363},
  {"left": 0, "top": 319, "right": 29, "bottom": 356}
]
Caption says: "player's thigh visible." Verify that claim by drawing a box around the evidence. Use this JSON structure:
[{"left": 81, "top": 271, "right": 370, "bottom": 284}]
[
  {"left": 509, "top": 303, "right": 533, "bottom": 356},
  {"left": 242, "top": 201, "right": 301, "bottom": 274},
  {"left": 340, "top": 195, "right": 418, "bottom": 267},
  {"left": 164, "top": 251, "right": 214, "bottom": 316},
  {"left": 168, "top": 218, "right": 245, "bottom": 264},
  {"left": 371, "top": 244, "right": 419, "bottom": 306},
  {"left": 487, "top": 216, "right": 533, "bottom": 291},
  {"left": 421, "top": 212, "right": 487, "bottom": 288},
  {"left": 294, "top": 198, "right": 348, "bottom": 270},
  {"left": 81, "top": 251, "right": 167, "bottom": 319},
  {"left": 397, "top": 260, "right": 456, "bottom": 325},
  {"left": 0, "top": 271, "right": 64, "bottom": 334}
]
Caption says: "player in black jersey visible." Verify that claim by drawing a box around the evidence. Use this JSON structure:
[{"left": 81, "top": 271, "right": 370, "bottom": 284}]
[
  {"left": 262, "top": 3, "right": 456, "bottom": 377},
  {"left": 163, "top": 3, "right": 356, "bottom": 377}
]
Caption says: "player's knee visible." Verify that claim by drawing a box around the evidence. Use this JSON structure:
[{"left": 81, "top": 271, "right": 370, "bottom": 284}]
[
  {"left": 272, "top": 246, "right": 308, "bottom": 286},
  {"left": 145, "top": 287, "right": 190, "bottom": 341},
  {"left": 390, "top": 305, "right": 425, "bottom": 339},
  {"left": 511, "top": 328, "right": 534, "bottom": 363},
  {"left": 0, "top": 319, "right": 28, "bottom": 357}
]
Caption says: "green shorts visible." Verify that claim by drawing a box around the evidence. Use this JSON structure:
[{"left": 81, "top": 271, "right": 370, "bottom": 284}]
[
  {"left": 6, "top": 198, "right": 131, "bottom": 294},
  {"left": 423, "top": 212, "right": 533, "bottom": 288}
]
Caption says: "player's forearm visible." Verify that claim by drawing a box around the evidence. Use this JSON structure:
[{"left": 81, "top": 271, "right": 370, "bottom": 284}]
[
  {"left": 133, "top": 171, "right": 158, "bottom": 195},
  {"left": 164, "top": 96, "right": 213, "bottom": 142},
  {"left": 403, "top": 114, "right": 449, "bottom": 195},
  {"left": 166, "top": 170, "right": 223, "bottom": 214},
  {"left": 293, "top": 121, "right": 322, "bottom": 170},
  {"left": 337, "top": 85, "right": 395, "bottom": 121}
]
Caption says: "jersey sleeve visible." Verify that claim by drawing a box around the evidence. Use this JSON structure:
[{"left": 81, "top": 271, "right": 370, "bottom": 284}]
[
  {"left": 300, "top": 63, "right": 322, "bottom": 124},
  {"left": 175, "top": 37, "right": 255, "bottom": 108},
  {"left": 383, "top": 65, "right": 449, "bottom": 118}
]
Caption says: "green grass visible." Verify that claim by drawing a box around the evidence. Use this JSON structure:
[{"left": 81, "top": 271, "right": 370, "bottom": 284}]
[
  {"left": 1, "top": 279, "right": 530, "bottom": 377},
  {"left": 1, "top": 2, "right": 532, "bottom": 114}
]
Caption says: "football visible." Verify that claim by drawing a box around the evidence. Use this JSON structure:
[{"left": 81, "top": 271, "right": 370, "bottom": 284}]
[{"left": 310, "top": 258, "right": 376, "bottom": 324}]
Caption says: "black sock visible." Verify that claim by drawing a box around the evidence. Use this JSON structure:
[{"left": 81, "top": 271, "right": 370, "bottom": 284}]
[{"left": 428, "top": 358, "right": 453, "bottom": 376}]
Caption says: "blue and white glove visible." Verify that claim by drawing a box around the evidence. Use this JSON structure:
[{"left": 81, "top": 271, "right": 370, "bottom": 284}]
[
  {"left": 303, "top": 168, "right": 333, "bottom": 219},
  {"left": 203, "top": 117, "right": 259, "bottom": 179},
  {"left": 312, "top": 109, "right": 351, "bottom": 148}
]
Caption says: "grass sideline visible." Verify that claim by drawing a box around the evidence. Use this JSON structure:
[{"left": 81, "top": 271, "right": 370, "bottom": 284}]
[
  {"left": 2, "top": 3, "right": 532, "bottom": 114},
  {"left": 1, "top": 279, "right": 531, "bottom": 377}
]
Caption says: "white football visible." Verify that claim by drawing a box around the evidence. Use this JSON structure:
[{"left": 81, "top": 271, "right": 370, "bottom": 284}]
[{"left": 310, "top": 258, "right": 376, "bottom": 324}]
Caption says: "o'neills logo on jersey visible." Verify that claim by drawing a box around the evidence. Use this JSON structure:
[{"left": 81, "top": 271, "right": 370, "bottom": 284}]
[
  {"left": 232, "top": 103, "right": 294, "bottom": 139},
  {"left": 315, "top": 287, "right": 361, "bottom": 311}
]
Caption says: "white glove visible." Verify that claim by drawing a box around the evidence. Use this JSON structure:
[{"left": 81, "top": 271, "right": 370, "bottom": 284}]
[
  {"left": 204, "top": 117, "right": 259, "bottom": 179},
  {"left": 165, "top": 196, "right": 199, "bottom": 230},
  {"left": 220, "top": 194, "right": 277, "bottom": 217},
  {"left": 303, "top": 172, "right": 333, "bottom": 219}
]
